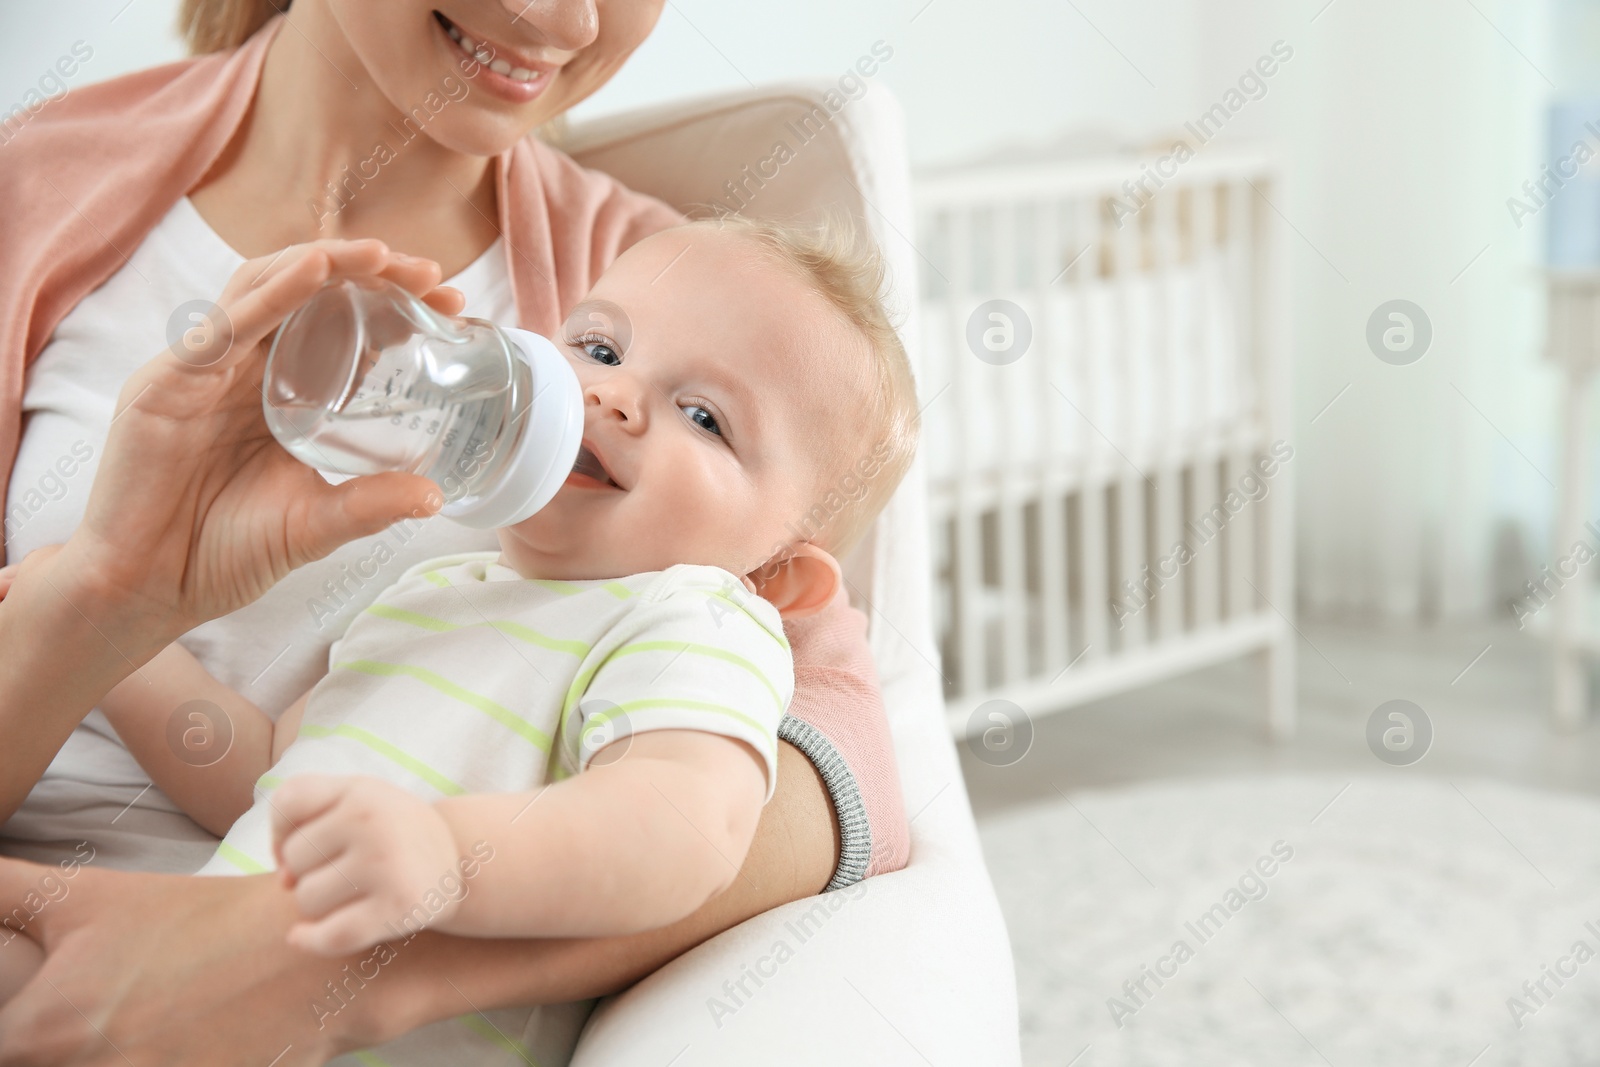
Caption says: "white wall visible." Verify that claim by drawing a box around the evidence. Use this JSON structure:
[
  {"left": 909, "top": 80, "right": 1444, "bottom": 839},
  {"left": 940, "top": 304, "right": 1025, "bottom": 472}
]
[
  {"left": 1191, "top": 0, "right": 1553, "bottom": 620},
  {"left": 569, "top": 0, "right": 1208, "bottom": 168},
  {"left": 0, "top": 3, "right": 185, "bottom": 105},
  {"left": 0, "top": 1, "right": 1566, "bottom": 622}
]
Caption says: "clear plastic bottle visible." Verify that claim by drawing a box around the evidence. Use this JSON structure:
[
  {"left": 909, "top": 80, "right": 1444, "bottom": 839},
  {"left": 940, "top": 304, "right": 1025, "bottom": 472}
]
[{"left": 263, "top": 276, "right": 582, "bottom": 529}]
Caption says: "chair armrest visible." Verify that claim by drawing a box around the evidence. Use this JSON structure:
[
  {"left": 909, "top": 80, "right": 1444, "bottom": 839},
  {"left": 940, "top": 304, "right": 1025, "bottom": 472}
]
[
  {"left": 573, "top": 664, "right": 1019, "bottom": 1064},
  {"left": 571, "top": 847, "right": 1017, "bottom": 1065}
]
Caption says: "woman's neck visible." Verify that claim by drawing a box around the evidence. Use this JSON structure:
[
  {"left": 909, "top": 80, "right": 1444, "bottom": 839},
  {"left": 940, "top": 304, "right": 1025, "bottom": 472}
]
[{"left": 189, "top": 6, "right": 501, "bottom": 276}]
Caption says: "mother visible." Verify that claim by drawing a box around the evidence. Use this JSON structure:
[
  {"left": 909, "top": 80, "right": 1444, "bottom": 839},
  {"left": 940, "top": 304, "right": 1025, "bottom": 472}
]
[{"left": 0, "top": 2, "right": 906, "bottom": 1062}]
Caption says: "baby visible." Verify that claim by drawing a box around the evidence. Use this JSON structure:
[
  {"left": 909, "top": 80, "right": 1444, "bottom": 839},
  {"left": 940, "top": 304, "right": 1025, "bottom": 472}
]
[{"left": 0, "top": 215, "right": 919, "bottom": 1060}]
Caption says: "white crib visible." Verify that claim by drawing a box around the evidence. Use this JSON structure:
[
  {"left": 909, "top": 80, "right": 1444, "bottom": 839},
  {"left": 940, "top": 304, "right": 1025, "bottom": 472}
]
[{"left": 913, "top": 148, "right": 1295, "bottom": 741}]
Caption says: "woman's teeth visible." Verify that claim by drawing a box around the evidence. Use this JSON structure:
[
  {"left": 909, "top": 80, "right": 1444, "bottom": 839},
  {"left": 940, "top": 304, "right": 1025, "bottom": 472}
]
[{"left": 442, "top": 17, "right": 540, "bottom": 81}]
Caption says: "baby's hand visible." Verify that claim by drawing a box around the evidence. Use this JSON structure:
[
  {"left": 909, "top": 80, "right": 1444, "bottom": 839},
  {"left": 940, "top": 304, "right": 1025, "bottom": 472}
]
[{"left": 269, "top": 774, "right": 463, "bottom": 956}]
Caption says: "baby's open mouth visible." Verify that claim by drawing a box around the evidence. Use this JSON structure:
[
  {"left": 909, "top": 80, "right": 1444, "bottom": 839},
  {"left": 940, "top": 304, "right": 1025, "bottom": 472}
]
[{"left": 570, "top": 444, "right": 618, "bottom": 488}]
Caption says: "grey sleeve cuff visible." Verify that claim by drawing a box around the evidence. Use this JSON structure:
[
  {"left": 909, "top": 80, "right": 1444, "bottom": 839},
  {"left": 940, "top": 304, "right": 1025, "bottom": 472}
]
[{"left": 778, "top": 713, "right": 871, "bottom": 892}]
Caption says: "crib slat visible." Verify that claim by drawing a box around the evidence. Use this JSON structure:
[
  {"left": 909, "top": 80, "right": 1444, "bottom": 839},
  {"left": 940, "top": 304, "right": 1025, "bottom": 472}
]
[
  {"left": 949, "top": 207, "right": 986, "bottom": 694},
  {"left": 1117, "top": 472, "right": 1147, "bottom": 651},
  {"left": 1150, "top": 190, "right": 1186, "bottom": 640},
  {"left": 1225, "top": 181, "right": 1259, "bottom": 618},
  {"left": 1074, "top": 195, "right": 1109, "bottom": 662},
  {"left": 1233, "top": 178, "right": 1264, "bottom": 434},
  {"left": 1035, "top": 199, "right": 1071, "bottom": 678},
  {"left": 1188, "top": 185, "right": 1222, "bottom": 630},
  {"left": 994, "top": 203, "right": 1030, "bottom": 684},
  {"left": 1191, "top": 459, "right": 1222, "bottom": 628},
  {"left": 1253, "top": 171, "right": 1296, "bottom": 736},
  {"left": 1080, "top": 479, "right": 1110, "bottom": 659},
  {"left": 1113, "top": 199, "right": 1148, "bottom": 650},
  {"left": 1247, "top": 174, "right": 1286, "bottom": 616}
]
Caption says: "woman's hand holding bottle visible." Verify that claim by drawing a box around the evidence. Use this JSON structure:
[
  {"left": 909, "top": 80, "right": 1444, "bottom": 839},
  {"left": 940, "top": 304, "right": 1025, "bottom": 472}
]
[{"left": 11, "top": 239, "right": 466, "bottom": 653}]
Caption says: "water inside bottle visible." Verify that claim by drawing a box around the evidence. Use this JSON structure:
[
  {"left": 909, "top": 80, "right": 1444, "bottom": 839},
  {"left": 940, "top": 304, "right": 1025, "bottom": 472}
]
[{"left": 264, "top": 280, "right": 533, "bottom": 505}]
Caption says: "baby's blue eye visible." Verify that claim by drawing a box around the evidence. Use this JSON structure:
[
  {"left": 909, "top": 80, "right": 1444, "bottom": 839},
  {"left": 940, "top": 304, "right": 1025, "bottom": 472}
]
[
  {"left": 582, "top": 341, "right": 621, "bottom": 366},
  {"left": 682, "top": 404, "right": 722, "bottom": 437}
]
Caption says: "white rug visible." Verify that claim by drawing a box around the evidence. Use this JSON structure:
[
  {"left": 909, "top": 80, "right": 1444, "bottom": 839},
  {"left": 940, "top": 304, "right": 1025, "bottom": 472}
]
[{"left": 979, "top": 775, "right": 1600, "bottom": 1067}]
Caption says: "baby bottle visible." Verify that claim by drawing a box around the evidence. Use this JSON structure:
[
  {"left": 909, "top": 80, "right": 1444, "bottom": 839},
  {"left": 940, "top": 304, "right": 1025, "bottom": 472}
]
[{"left": 262, "top": 276, "right": 583, "bottom": 529}]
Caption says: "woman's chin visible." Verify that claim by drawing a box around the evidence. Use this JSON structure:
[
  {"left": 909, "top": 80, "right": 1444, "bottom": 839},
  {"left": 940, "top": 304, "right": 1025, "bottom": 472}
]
[{"left": 413, "top": 109, "right": 556, "bottom": 159}]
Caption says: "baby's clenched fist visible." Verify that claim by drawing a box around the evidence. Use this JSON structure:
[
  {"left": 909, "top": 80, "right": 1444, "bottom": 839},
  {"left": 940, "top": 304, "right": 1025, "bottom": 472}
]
[{"left": 269, "top": 774, "right": 465, "bottom": 956}]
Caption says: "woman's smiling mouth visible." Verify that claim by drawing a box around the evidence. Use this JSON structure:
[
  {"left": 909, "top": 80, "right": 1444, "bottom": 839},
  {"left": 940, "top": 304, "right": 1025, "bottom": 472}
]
[{"left": 433, "top": 10, "right": 557, "bottom": 102}]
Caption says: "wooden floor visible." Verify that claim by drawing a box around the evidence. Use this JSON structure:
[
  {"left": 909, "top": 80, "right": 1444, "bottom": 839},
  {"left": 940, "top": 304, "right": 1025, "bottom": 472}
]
[{"left": 960, "top": 616, "right": 1600, "bottom": 819}]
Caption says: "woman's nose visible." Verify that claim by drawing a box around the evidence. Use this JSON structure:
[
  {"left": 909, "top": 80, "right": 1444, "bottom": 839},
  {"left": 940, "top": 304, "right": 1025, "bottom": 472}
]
[
  {"left": 501, "top": 0, "right": 599, "bottom": 54},
  {"left": 585, "top": 374, "right": 648, "bottom": 432}
]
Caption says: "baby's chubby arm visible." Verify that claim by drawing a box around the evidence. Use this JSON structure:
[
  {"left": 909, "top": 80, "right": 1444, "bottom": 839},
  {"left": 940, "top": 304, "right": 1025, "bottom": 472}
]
[
  {"left": 0, "top": 553, "right": 268, "bottom": 835},
  {"left": 269, "top": 728, "right": 768, "bottom": 956},
  {"left": 101, "top": 643, "right": 312, "bottom": 836},
  {"left": 5, "top": 543, "right": 312, "bottom": 836}
]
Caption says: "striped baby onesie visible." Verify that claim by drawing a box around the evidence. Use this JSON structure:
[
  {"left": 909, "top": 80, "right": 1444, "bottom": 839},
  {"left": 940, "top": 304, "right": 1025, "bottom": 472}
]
[{"left": 196, "top": 550, "right": 793, "bottom": 1067}]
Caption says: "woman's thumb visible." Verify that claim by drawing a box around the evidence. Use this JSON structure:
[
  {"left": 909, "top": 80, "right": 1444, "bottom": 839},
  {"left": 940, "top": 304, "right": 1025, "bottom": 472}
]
[{"left": 300, "top": 473, "right": 444, "bottom": 561}]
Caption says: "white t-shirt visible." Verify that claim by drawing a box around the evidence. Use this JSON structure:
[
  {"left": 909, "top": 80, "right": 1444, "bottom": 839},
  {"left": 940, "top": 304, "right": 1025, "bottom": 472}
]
[{"left": 2, "top": 197, "right": 515, "bottom": 874}]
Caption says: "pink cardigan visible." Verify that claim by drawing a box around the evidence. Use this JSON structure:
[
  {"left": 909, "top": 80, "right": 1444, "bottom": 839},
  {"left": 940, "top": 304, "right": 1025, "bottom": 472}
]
[{"left": 0, "top": 17, "right": 907, "bottom": 886}]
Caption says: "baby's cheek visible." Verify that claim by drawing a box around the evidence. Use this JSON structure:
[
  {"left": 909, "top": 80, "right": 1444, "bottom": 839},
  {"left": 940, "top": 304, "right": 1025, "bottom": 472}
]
[{"left": 659, "top": 493, "right": 759, "bottom": 564}]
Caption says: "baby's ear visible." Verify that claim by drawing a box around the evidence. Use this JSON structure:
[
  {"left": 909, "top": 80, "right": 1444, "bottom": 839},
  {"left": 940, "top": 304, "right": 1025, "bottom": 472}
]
[{"left": 744, "top": 543, "right": 841, "bottom": 619}]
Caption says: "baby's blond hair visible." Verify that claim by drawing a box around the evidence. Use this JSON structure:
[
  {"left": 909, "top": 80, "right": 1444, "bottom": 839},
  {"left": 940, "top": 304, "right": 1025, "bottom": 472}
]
[{"left": 683, "top": 211, "right": 920, "bottom": 563}]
